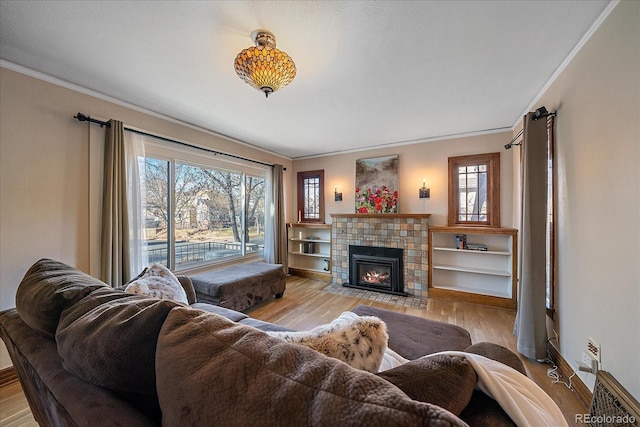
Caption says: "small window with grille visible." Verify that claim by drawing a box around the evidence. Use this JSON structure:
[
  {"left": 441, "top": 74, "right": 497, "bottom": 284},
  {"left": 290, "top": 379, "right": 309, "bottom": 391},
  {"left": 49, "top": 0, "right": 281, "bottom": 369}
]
[
  {"left": 448, "top": 153, "right": 500, "bottom": 227},
  {"left": 297, "top": 170, "right": 324, "bottom": 223}
]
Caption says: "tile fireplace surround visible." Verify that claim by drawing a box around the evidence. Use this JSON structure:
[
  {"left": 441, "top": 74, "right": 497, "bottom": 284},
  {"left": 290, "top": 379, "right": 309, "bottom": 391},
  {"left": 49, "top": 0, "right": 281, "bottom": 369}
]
[{"left": 330, "top": 214, "right": 430, "bottom": 298}]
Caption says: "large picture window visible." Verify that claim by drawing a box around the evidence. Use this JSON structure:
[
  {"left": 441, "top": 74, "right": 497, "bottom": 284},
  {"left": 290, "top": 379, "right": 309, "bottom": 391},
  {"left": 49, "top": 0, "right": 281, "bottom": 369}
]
[{"left": 142, "top": 138, "right": 267, "bottom": 271}]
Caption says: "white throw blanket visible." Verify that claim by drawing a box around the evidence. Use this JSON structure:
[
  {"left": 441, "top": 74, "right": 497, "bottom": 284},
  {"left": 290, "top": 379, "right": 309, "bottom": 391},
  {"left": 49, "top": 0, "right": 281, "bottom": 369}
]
[
  {"left": 340, "top": 312, "right": 568, "bottom": 427},
  {"left": 427, "top": 351, "right": 568, "bottom": 427}
]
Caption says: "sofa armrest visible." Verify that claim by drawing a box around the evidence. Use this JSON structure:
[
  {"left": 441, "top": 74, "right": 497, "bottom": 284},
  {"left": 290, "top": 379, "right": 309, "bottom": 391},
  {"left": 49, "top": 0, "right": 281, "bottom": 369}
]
[
  {"left": 177, "top": 276, "right": 197, "bottom": 305},
  {"left": 0, "top": 309, "right": 157, "bottom": 427}
]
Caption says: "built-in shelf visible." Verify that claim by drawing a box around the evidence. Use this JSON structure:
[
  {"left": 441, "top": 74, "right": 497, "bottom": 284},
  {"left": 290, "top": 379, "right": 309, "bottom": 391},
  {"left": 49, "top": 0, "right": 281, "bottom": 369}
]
[
  {"left": 288, "top": 251, "right": 330, "bottom": 258},
  {"left": 428, "top": 225, "right": 518, "bottom": 310},
  {"left": 433, "top": 264, "right": 511, "bottom": 277},
  {"left": 433, "top": 247, "right": 511, "bottom": 256},
  {"left": 290, "top": 238, "right": 331, "bottom": 244},
  {"left": 432, "top": 284, "right": 512, "bottom": 299},
  {"left": 287, "top": 223, "right": 332, "bottom": 281}
]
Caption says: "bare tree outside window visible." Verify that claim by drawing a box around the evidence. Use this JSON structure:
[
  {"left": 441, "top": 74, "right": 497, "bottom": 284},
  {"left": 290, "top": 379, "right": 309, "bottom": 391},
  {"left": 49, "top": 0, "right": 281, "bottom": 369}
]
[{"left": 143, "top": 157, "right": 266, "bottom": 270}]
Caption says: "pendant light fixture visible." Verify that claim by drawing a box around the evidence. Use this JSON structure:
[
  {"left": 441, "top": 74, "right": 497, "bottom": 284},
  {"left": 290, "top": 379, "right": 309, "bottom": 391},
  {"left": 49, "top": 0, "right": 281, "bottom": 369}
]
[{"left": 234, "top": 29, "right": 296, "bottom": 98}]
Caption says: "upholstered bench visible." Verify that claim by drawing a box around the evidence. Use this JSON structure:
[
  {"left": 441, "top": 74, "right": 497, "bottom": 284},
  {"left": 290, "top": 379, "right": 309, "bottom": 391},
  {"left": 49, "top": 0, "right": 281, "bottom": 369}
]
[{"left": 190, "top": 262, "right": 286, "bottom": 312}]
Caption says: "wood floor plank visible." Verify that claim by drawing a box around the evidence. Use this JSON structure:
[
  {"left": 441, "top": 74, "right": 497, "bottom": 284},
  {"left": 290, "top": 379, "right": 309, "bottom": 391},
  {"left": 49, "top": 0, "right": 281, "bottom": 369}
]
[{"left": 0, "top": 381, "right": 37, "bottom": 426}]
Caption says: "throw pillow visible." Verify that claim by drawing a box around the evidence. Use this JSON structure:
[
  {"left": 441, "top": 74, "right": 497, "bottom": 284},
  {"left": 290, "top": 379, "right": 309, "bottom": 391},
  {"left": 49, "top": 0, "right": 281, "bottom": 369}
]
[
  {"left": 377, "top": 354, "right": 478, "bottom": 416},
  {"left": 268, "top": 311, "right": 388, "bottom": 373},
  {"left": 124, "top": 263, "right": 188, "bottom": 305}
]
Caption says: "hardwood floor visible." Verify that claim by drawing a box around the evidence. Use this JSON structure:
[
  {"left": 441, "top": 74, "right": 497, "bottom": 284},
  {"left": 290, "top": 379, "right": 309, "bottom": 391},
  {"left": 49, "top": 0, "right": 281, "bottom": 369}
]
[
  {"left": 0, "top": 275, "right": 586, "bottom": 426},
  {"left": 0, "top": 380, "right": 37, "bottom": 426}
]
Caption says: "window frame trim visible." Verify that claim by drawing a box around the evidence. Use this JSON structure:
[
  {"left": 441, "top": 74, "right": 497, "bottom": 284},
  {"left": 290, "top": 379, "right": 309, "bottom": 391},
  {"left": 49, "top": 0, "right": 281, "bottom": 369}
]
[
  {"left": 448, "top": 152, "right": 501, "bottom": 227},
  {"left": 297, "top": 170, "right": 325, "bottom": 223}
]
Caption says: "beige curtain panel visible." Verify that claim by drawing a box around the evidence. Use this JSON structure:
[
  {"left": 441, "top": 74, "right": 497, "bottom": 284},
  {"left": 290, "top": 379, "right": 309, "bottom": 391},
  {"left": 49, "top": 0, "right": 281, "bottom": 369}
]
[
  {"left": 100, "top": 120, "right": 131, "bottom": 287},
  {"left": 514, "top": 112, "right": 551, "bottom": 360}
]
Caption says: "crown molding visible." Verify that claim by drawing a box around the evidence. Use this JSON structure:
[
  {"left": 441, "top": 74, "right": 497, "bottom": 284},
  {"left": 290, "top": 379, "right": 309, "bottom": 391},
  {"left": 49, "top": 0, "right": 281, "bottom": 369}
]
[
  {"left": 0, "top": 60, "right": 292, "bottom": 162},
  {"left": 293, "top": 127, "right": 513, "bottom": 160}
]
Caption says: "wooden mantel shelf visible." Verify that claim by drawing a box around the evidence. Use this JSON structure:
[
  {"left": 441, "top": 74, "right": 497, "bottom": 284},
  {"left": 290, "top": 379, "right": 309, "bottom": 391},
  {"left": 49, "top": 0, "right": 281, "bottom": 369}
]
[{"left": 330, "top": 213, "right": 431, "bottom": 219}]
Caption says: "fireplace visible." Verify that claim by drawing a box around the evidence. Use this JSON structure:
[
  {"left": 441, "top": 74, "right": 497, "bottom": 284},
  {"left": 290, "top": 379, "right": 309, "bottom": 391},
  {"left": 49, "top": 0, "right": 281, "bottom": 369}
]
[{"left": 346, "top": 245, "right": 406, "bottom": 296}]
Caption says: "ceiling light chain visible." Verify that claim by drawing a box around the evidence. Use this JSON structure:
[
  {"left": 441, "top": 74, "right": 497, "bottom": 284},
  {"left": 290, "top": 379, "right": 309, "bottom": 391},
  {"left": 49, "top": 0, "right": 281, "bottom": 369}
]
[{"left": 234, "top": 29, "right": 296, "bottom": 98}]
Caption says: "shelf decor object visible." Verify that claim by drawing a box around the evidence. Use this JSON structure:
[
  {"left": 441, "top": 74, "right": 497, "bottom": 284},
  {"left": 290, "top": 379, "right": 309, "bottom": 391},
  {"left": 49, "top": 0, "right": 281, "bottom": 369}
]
[{"left": 428, "top": 225, "right": 518, "bottom": 309}]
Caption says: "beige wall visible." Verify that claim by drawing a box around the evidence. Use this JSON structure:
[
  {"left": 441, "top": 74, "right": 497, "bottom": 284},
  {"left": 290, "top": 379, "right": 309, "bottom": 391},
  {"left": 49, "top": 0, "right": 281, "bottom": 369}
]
[
  {"left": 292, "top": 131, "right": 514, "bottom": 227},
  {"left": 0, "top": 68, "right": 292, "bottom": 368},
  {"left": 529, "top": 0, "right": 639, "bottom": 398}
]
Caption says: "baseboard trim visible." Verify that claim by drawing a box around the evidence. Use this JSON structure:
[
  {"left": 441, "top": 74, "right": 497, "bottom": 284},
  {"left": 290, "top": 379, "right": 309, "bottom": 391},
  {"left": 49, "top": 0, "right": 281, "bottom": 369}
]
[
  {"left": 548, "top": 341, "right": 592, "bottom": 409},
  {"left": 0, "top": 366, "right": 18, "bottom": 387}
]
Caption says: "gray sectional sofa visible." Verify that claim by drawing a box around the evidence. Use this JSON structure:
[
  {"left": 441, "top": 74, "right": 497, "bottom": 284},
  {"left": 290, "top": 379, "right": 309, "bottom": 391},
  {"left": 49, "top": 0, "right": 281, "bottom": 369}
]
[{"left": 0, "top": 258, "right": 527, "bottom": 426}]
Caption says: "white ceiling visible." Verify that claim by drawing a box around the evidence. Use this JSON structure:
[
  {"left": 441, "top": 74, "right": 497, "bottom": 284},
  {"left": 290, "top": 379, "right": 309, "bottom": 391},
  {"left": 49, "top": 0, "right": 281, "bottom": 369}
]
[{"left": 0, "top": 1, "right": 611, "bottom": 159}]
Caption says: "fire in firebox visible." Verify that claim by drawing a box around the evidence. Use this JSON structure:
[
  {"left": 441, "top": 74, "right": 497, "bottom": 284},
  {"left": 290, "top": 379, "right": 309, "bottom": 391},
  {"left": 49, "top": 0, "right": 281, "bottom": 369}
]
[{"left": 362, "top": 270, "right": 390, "bottom": 284}]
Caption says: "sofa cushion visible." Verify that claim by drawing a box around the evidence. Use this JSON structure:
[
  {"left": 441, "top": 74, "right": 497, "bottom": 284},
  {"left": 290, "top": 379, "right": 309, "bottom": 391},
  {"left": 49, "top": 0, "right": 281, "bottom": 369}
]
[
  {"left": 16, "top": 258, "right": 108, "bottom": 338},
  {"left": 238, "top": 317, "right": 293, "bottom": 332},
  {"left": 177, "top": 276, "right": 197, "bottom": 304},
  {"left": 155, "top": 307, "right": 467, "bottom": 426},
  {"left": 56, "top": 287, "right": 181, "bottom": 397},
  {"left": 191, "top": 302, "right": 249, "bottom": 322},
  {"left": 377, "top": 354, "right": 477, "bottom": 416},
  {"left": 268, "top": 312, "right": 388, "bottom": 373}
]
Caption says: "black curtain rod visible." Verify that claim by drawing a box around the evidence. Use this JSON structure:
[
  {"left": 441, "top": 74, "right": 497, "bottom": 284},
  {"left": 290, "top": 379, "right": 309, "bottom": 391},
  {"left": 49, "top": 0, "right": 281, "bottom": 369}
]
[
  {"left": 504, "top": 129, "right": 524, "bottom": 150},
  {"left": 504, "top": 108, "right": 557, "bottom": 150},
  {"left": 74, "top": 113, "right": 284, "bottom": 169}
]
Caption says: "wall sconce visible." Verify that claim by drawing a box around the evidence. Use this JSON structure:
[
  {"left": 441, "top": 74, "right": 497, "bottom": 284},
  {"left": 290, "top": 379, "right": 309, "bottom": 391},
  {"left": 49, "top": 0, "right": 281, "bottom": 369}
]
[
  {"left": 334, "top": 186, "right": 343, "bottom": 202},
  {"left": 419, "top": 178, "right": 430, "bottom": 199}
]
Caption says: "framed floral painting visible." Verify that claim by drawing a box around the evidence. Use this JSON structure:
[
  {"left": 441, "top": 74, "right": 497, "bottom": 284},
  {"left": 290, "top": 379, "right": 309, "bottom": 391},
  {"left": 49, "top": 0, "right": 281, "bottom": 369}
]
[{"left": 355, "top": 155, "right": 399, "bottom": 214}]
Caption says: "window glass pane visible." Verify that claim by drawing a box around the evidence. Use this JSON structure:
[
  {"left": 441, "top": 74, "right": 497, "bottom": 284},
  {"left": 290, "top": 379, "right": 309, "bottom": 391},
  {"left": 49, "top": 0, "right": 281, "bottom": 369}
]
[
  {"left": 303, "top": 177, "right": 320, "bottom": 219},
  {"left": 458, "top": 163, "right": 487, "bottom": 222},
  {"left": 459, "top": 171, "right": 467, "bottom": 190},
  {"left": 173, "top": 163, "right": 244, "bottom": 269},
  {"left": 144, "top": 157, "right": 170, "bottom": 266},
  {"left": 245, "top": 174, "right": 265, "bottom": 254}
]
